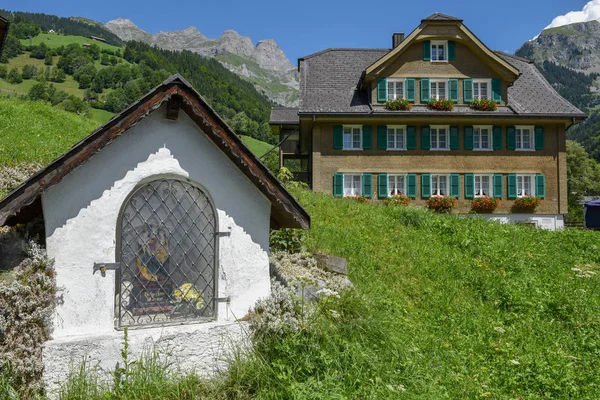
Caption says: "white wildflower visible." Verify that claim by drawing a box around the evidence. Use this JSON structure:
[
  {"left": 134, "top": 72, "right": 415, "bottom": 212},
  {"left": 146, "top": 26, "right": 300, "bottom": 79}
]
[
  {"left": 493, "top": 326, "right": 506, "bottom": 334},
  {"left": 510, "top": 359, "right": 520, "bottom": 365}
]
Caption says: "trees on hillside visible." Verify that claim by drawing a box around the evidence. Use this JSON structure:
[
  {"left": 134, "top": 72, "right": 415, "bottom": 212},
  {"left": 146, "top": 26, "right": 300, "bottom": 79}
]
[{"left": 566, "top": 140, "right": 600, "bottom": 221}]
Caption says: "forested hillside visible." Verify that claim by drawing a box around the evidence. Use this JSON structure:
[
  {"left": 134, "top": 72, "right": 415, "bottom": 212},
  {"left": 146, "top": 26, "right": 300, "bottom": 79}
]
[
  {"left": 0, "top": 12, "right": 276, "bottom": 144},
  {"left": 534, "top": 60, "right": 599, "bottom": 111},
  {"left": 0, "top": 9, "right": 123, "bottom": 46}
]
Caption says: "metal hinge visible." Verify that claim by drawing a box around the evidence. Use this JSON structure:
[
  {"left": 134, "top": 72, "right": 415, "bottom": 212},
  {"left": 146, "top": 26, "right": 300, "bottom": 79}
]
[
  {"left": 217, "top": 226, "right": 232, "bottom": 237},
  {"left": 93, "top": 262, "right": 120, "bottom": 277},
  {"left": 214, "top": 296, "right": 230, "bottom": 303}
]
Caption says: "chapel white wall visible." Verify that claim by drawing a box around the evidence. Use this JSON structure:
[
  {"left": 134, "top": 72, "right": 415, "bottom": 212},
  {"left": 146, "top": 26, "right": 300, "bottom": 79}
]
[{"left": 42, "top": 105, "right": 272, "bottom": 339}]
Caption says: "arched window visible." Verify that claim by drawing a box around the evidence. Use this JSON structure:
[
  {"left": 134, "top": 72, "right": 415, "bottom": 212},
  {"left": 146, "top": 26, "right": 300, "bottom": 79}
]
[{"left": 116, "top": 177, "right": 217, "bottom": 328}]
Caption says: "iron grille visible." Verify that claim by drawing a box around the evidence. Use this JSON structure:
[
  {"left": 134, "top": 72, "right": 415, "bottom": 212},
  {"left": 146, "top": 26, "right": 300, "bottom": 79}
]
[{"left": 117, "top": 178, "right": 217, "bottom": 328}]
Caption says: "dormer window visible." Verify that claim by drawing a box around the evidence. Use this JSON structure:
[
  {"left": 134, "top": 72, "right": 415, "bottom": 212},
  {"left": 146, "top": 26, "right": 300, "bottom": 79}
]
[
  {"left": 473, "top": 79, "right": 491, "bottom": 100},
  {"left": 430, "top": 79, "right": 447, "bottom": 100},
  {"left": 387, "top": 79, "right": 404, "bottom": 100},
  {"left": 431, "top": 40, "right": 448, "bottom": 62}
]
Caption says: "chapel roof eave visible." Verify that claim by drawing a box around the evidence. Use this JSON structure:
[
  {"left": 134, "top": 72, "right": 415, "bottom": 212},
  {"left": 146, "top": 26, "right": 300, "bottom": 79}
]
[{"left": 0, "top": 74, "right": 310, "bottom": 230}]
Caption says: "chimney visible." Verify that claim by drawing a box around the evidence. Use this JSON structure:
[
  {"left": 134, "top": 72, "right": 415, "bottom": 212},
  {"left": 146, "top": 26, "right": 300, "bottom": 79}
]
[{"left": 392, "top": 33, "right": 405, "bottom": 48}]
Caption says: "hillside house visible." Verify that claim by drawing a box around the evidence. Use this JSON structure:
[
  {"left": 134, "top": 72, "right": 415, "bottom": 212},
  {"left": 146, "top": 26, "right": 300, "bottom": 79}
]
[
  {"left": 270, "top": 13, "right": 585, "bottom": 230},
  {"left": 90, "top": 35, "right": 107, "bottom": 43},
  {"left": 0, "top": 75, "right": 309, "bottom": 388}
]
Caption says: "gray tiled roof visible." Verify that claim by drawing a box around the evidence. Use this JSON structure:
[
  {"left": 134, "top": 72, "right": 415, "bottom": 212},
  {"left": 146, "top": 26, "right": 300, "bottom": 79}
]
[
  {"left": 299, "top": 48, "right": 388, "bottom": 114},
  {"left": 270, "top": 107, "right": 299, "bottom": 124},
  {"left": 423, "top": 13, "right": 463, "bottom": 22},
  {"left": 494, "top": 51, "right": 585, "bottom": 117},
  {"left": 297, "top": 48, "right": 586, "bottom": 118}
]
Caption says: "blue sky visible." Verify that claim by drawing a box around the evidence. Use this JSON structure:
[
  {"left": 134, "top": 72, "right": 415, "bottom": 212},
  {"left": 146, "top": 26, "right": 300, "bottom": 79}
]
[{"left": 9, "top": 0, "right": 590, "bottom": 63}]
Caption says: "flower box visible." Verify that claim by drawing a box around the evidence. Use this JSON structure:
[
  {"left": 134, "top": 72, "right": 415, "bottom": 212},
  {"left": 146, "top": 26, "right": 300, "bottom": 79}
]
[
  {"left": 426, "top": 196, "right": 457, "bottom": 213},
  {"left": 384, "top": 98, "right": 412, "bottom": 111},
  {"left": 471, "top": 196, "right": 500, "bottom": 213},
  {"left": 427, "top": 98, "right": 455, "bottom": 111},
  {"left": 385, "top": 194, "right": 412, "bottom": 206},
  {"left": 512, "top": 196, "right": 541, "bottom": 212},
  {"left": 470, "top": 99, "right": 498, "bottom": 111}
]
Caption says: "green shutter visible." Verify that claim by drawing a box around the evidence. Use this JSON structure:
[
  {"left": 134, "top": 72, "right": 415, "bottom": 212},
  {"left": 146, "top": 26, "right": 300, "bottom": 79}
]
[
  {"left": 448, "top": 40, "right": 456, "bottom": 61},
  {"left": 406, "top": 78, "right": 416, "bottom": 102},
  {"left": 333, "top": 125, "right": 343, "bottom": 149},
  {"left": 377, "top": 125, "right": 387, "bottom": 149},
  {"left": 378, "top": 174, "right": 388, "bottom": 198},
  {"left": 535, "top": 126, "right": 545, "bottom": 150},
  {"left": 506, "top": 126, "right": 516, "bottom": 150},
  {"left": 450, "top": 126, "right": 459, "bottom": 150},
  {"left": 423, "top": 40, "right": 431, "bottom": 61},
  {"left": 450, "top": 174, "right": 460, "bottom": 198},
  {"left": 421, "top": 126, "right": 431, "bottom": 150},
  {"left": 421, "top": 174, "right": 431, "bottom": 198},
  {"left": 333, "top": 173, "right": 344, "bottom": 197},
  {"left": 507, "top": 174, "right": 517, "bottom": 199},
  {"left": 464, "top": 79, "right": 473, "bottom": 103},
  {"left": 536, "top": 174, "right": 546, "bottom": 198},
  {"left": 493, "top": 126, "right": 502, "bottom": 150},
  {"left": 449, "top": 79, "right": 459, "bottom": 102},
  {"left": 363, "top": 126, "right": 372, "bottom": 150},
  {"left": 406, "top": 126, "right": 417, "bottom": 149},
  {"left": 407, "top": 174, "right": 417, "bottom": 197},
  {"left": 420, "top": 78, "right": 430, "bottom": 102},
  {"left": 464, "top": 126, "right": 474, "bottom": 150},
  {"left": 492, "top": 79, "right": 502, "bottom": 102},
  {"left": 464, "top": 174, "right": 474, "bottom": 199},
  {"left": 493, "top": 174, "right": 503, "bottom": 198},
  {"left": 377, "top": 78, "right": 387, "bottom": 102},
  {"left": 362, "top": 174, "right": 372, "bottom": 198}
]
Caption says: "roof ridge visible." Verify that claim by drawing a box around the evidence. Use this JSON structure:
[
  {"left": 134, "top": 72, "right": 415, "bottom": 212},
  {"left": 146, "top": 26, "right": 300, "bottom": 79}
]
[
  {"left": 299, "top": 48, "right": 389, "bottom": 62},
  {"left": 422, "top": 12, "right": 463, "bottom": 22},
  {"left": 493, "top": 50, "right": 532, "bottom": 64}
]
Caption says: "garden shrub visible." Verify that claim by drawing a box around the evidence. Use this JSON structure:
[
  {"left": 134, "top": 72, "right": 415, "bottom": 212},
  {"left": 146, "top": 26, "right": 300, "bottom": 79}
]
[{"left": 270, "top": 228, "right": 306, "bottom": 253}]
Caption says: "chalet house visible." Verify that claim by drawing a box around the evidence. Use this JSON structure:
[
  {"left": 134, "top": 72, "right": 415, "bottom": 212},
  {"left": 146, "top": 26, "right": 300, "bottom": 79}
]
[
  {"left": 270, "top": 13, "right": 585, "bottom": 230},
  {"left": 0, "top": 75, "right": 309, "bottom": 389}
]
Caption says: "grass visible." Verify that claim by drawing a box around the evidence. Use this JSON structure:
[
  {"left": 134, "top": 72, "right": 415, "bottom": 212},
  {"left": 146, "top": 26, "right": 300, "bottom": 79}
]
[
  {"left": 240, "top": 135, "right": 274, "bottom": 157},
  {"left": 47, "top": 190, "right": 600, "bottom": 399},
  {"left": 0, "top": 97, "right": 101, "bottom": 167},
  {"left": 20, "top": 34, "right": 122, "bottom": 52}
]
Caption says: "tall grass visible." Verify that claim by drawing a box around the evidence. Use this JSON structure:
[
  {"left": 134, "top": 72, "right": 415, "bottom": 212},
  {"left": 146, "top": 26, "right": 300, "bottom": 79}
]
[{"left": 33, "top": 191, "right": 600, "bottom": 398}]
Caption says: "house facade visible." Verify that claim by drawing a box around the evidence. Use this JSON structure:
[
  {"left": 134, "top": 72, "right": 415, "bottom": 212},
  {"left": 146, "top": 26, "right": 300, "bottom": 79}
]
[{"left": 270, "top": 13, "right": 585, "bottom": 230}]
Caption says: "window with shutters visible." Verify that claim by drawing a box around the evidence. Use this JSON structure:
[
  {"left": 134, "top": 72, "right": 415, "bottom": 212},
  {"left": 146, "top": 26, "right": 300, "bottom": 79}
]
[
  {"left": 387, "top": 125, "right": 406, "bottom": 150},
  {"left": 472, "top": 79, "right": 491, "bottom": 100},
  {"left": 343, "top": 125, "right": 362, "bottom": 150},
  {"left": 516, "top": 174, "right": 535, "bottom": 197},
  {"left": 430, "top": 125, "right": 450, "bottom": 150},
  {"left": 474, "top": 174, "right": 493, "bottom": 197},
  {"left": 431, "top": 174, "right": 449, "bottom": 196},
  {"left": 343, "top": 174, "right": 362, "bottom": 197},
  {"left": 430, "top": 79, "right": 447, "bottom": 100},
  {"left": 431, "top": 40, "right": 448, "bottom": 62},
  {"left": 387, "top": 79, "right": 404, "bottom": 100},
  {"left": 474, "top": 126, "right": 493, "bottom": 150},
  {"left": 388, "top": 174, "right": 406, "bottom": 196},
  {"left": 515, "top": 126, "right": 534, "bottom": 150}
]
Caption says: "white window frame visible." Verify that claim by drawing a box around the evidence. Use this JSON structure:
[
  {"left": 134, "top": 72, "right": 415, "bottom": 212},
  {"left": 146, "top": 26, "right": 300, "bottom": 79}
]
[
  {"left": 431, "top": 174, "right": 450, "bottom": 197},
  {"left": 430, "top": 79, "right": 448, "bottom": 100},
  {"left": 473, "top": 125, "right": 493, "bottom": 151},
  {"left": 387, "top": 78, "right": 405, "bottom": 101},
  {"left": 343, "top": 174, "right": 362, "bottom": 197},
  {"left": 516, "top": 174, "right": 536, "bottom": 198},
  {"left": 472, "top": 79, "right": 491, "bottom": 101},
  {"left": 430, "top": 125, "right": 450, "bottom": 151},
  {"left": 474, "top": 174, "right": 493, "bottom": 197},
  {"left": 388, "top": 174, "right": 407, "bottom": 196},
  {"left": 387, "top": 125, "right": 406, "bottom": 151},
  {"left": 515, "top": 125, "right": 535, "bottom": 151},
  {"left": 431, "top": 40, "right": 448, "bottom": 62},
  {"left": 342, "top": 125, "right": 363, "bottom": 150}
]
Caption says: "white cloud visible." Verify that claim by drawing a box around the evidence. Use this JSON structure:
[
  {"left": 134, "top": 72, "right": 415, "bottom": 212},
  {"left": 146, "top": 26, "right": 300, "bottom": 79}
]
[{"left": 545, "top": 0, "right": 600, "bottom": 30}]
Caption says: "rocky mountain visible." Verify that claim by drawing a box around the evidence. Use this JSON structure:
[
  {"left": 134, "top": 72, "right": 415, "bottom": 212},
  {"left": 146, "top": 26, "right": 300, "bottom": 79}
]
[
  {"left": 105, "top": 18, "right": 299, "bottom": 106},
  {"left": 516, "top": 20, "right": 600, "bottom": 74}
]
